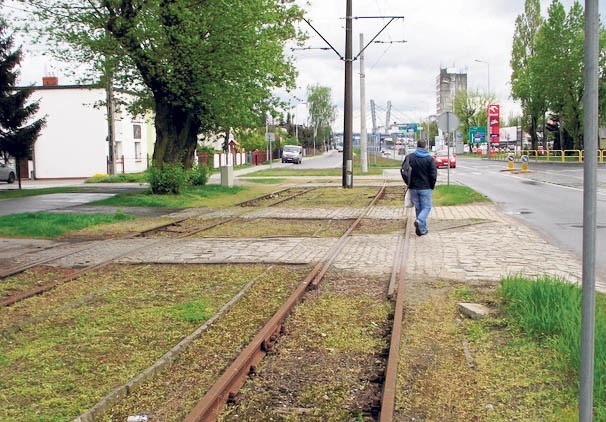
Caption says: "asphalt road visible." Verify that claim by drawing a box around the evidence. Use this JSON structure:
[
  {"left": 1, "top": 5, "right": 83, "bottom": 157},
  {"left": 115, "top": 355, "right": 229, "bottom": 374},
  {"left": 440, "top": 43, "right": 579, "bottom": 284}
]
[
  {"left": 0, "top": 182, "right": 148, "bottom": 216},
  {"left": 453, "top": 157, "right": 606, "bottom": 275}
]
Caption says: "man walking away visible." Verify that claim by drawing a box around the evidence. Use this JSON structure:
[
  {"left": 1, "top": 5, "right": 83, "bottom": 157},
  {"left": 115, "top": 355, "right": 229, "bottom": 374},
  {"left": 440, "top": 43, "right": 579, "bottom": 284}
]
[{"left": 405, "top": 139, "right": 437, "bottom": 236}]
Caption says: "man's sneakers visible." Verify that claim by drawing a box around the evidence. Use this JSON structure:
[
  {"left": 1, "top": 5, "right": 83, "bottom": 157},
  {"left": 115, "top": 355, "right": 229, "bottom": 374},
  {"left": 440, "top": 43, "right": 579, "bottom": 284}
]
[
  {"left": 414, "top": 220, "right": 428, "bottom": 236},
  {"left": 414, "top": 220, "right": 422, "bottom": 236}
]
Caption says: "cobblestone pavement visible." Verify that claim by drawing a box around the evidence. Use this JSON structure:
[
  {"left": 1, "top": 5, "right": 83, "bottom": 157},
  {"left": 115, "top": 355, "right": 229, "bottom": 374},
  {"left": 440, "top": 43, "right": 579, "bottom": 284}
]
[{"left": 1, "top": 169, "right": 601, "bottom": 292}]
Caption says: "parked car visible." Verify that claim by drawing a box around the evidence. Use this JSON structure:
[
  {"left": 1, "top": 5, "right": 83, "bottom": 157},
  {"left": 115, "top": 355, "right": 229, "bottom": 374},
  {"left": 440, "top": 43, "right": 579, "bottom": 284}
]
[
  {"left": 336, "top": 144, "right": 343, "bottom": 152},
  {"left": 0, "top": 162, "right": 15, "bottom": 183},
  {"left": 433, "top": 150, "right": 456, "bottom": 168},
  {"left": 281, "top": 145, "right": 303, "bottom": 164}
]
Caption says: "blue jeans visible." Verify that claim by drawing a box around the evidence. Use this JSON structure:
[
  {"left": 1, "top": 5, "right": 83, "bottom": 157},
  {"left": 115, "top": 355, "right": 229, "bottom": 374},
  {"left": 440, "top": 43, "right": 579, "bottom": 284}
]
[{"left": 410, "top": 189, "right": 432, "bottom": 233}]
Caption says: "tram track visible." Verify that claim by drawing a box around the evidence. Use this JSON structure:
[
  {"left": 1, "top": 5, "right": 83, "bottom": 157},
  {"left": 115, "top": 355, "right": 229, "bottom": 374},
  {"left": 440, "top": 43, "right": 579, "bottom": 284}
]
[
  {"left": 68, "top": 185, "right": 391, "bottom": 420},
  {"left": 1, "top": 183, "right": 413, "bottom": 420},
  {"left": 0, "top": 187, "right": 319, "bottom": 307},
  {"left": 183, "top": 185, "right": 407, "bottom": 421}
]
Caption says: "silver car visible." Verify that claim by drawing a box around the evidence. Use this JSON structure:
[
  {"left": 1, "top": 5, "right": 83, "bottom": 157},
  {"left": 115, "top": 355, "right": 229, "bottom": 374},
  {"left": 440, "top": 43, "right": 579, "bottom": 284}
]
[{"left": 0, "top": 162, "right": 16, "bottom": 183}]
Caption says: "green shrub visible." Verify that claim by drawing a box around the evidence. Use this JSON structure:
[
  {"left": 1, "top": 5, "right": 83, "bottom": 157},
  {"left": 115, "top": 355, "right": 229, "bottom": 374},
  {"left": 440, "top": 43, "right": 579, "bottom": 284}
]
[
  {"left": 187, "top": 164, "right": 210, "bottom": 186},
  {"left": 147, "top": 164, "right": 186, "bottom": 194},
  {"left": 196, "top": 144, "right": 215, "bottom": 154}
]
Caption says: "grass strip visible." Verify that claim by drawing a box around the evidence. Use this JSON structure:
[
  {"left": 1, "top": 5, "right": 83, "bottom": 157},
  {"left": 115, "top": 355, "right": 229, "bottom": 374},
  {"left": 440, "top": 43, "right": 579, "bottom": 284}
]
[
  {"left": 433, "top": 184, "right": 490, "bottom": 206},
  {"left": 0, "top": 187, "right": 83, "bottom": 200},
  {"left": 396, "top": 281, "right": 578, "bottom": 420},
  {"left": 0, "top": 211, "right": 134, "bottom": 238},
  {"left": 90, "top": 184, "right": 270, "bottom": 208},
  {"left": 500, "top": 275, "right": 606, "bottom": 419}
]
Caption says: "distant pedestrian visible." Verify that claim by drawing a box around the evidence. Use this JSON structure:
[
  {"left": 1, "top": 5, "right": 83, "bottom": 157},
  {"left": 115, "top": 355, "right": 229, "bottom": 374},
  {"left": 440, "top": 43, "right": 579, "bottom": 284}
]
[{"left": 405, "top": 139, "right": 437, "bottom": 236}]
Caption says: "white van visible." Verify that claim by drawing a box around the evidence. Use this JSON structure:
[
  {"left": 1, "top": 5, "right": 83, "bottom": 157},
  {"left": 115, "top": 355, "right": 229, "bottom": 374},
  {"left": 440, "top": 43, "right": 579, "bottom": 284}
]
[{"left": 281, "top": 145, "right": 303, "bottom": 164}]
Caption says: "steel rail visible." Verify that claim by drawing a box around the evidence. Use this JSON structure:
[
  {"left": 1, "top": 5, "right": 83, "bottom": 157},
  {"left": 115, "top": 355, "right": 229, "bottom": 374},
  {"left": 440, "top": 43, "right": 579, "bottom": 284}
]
[
  {"left": 379, "top": 207, "right": 413, "bottom": 421},
  {"left": 0, "top": 215, "right": 191, "bottom": 280},
  {"left": 1, "top": 188, "right": 318, "bottom": 306},
  {"left": 1, "top": 187, "right": 311, "bottom": 280},
  {"left": 184, "top": 185, "right": 386, "bottom": 421}
]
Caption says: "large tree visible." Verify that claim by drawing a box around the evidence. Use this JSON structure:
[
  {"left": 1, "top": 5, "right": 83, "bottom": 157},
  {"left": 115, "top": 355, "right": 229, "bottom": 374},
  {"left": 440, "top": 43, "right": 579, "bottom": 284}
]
[
  {"left": 511, "top": 0, "right": 544, "bottom": 150},
  {"left": 18, "top": 0, "right": 302, "bottom": 168},
  {"left": 0, "top": 19, "right": 44, "bottom": 189},
  {"left": 306, "top": 84, "right": 336, "bottom": 151},
  {"left": 532, "top": 0, "right": 568, "bottom": 147},
  {"left": 454, "top": 89, "right": 495, "bottom": 145}
]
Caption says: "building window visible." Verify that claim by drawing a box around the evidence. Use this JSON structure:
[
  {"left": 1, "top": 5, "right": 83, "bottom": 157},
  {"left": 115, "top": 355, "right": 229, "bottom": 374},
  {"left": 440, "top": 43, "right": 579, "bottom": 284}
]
[{"left": 133, "top": 124, "right": 142, "bottom": 139}]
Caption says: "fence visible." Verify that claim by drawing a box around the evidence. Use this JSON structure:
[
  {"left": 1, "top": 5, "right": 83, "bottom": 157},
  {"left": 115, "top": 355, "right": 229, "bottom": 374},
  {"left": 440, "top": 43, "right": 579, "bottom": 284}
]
[
  {"left": 107, "top": 154, "right": 151, "bottom": 174},
  {"left": 107, "top": 146, "right": 317, "bottom": 175},
  {"left": 488, "top": 149, "right": 606, "bottom": 163}
]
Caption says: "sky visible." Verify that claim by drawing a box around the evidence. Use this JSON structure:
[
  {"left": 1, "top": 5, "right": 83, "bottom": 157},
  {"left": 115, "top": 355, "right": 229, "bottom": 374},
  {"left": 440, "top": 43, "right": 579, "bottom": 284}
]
[
  {"left": 5, "top": 0, "right": 606, "bottom": 132},
  {"left": 287, "top": 0, "right": 606, "bottom": 132}
]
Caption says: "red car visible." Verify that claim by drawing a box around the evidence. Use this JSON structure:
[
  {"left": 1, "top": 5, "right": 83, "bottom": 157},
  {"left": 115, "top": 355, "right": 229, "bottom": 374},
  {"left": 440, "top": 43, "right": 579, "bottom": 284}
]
[{"left": 433, "top": 150, "right": 456, "bottom": 168}]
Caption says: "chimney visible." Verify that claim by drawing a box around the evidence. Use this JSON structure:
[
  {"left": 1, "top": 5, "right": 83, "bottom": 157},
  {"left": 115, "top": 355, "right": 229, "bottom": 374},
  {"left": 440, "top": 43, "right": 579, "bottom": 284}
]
[{"left": 42, "top": 76, "right": 59, "bottom": 86}]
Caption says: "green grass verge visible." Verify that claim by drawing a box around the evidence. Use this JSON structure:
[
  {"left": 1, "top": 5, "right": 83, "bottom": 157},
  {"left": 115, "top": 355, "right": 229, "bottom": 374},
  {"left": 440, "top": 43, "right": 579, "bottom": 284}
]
[
  {"left": 0, "top": 212, "right": 135, "bottom": 238},
  {"left": 243, "top": 167, "right": 385, "bottom": 177},
  {"left": 244, "top": 178, "right": 286, "bottom": 184},
  {"left": 500, "top": 275, "right": 606, "bottom": 419},
  {"left": 91, "top": 185, "right": 245, "bottom": 208},
  {"left": 85, "top": 172, "right": 148, "bottom": 183},
  {"left": 0, "top": 187, "right": 84, "bottom": 200},
  {"left": 433, "top": 184, "right": 489, "bottom": 206}
]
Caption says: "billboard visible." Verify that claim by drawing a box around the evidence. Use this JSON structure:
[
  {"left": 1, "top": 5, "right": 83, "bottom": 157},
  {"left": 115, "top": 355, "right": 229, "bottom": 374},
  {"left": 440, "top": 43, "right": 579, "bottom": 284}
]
[
  {"left": 488, "top": 104, "right": 500, "bottom": 143},
  {"left": 469, "top": 126, "right": 486, "bottom": 144}
]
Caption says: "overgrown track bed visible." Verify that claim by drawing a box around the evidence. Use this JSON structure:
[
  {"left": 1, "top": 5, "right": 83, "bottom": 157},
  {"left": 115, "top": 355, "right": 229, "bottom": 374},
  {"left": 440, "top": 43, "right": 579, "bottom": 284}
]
[
  {"left": 276, "top": 186, "right": 383, "bottom": 208},
  {"left": 0, "top": 263, "right": 310, "bottom": 421},
  {"left": 212, "top": 208, "right": 411, "bottom": 421},
  {"left": 0, "top": 187, "right": 320, "bottom": 298},
  {"left": 182, "top": 185, "right": 389, "bottom": 420},
  {"left": 377, "top": 186, "right": 406, "bottom": 207},
  {"left": 236, "top": 187, "right": 316, "bottom": 207}
]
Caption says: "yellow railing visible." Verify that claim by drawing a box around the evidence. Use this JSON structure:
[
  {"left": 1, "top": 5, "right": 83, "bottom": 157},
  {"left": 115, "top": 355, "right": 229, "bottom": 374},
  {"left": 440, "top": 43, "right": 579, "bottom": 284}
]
[{"left": 488, "top": 149, "right": 605, "bottom": 163}]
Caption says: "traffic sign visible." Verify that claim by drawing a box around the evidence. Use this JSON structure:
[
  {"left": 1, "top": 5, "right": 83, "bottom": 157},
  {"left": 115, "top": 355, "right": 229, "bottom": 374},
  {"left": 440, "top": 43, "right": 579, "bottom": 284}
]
[{"left": 438, "top": 112, "right": 460, "bottom": 132}]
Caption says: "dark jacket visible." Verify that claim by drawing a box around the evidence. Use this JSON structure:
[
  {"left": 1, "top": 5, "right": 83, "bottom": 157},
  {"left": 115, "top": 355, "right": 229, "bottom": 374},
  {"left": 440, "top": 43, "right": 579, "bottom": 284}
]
[{"left": 407, "top": 149, "right": 437, "bottom": 190}]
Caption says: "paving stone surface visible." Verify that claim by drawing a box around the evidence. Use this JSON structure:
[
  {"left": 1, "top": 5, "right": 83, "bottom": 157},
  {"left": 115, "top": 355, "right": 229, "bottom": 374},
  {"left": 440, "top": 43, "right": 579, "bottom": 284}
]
[{"left": 1, "top": 177, "right": 601, "bottom": 293}]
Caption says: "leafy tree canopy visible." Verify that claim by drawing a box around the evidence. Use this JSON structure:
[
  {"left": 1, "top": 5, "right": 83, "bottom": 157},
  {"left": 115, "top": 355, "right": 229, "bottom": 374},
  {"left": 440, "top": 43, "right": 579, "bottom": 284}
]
[
  {"left": 0, "top": 17, "right": 45, "bottom": 188},
  {"left": 306, "top": 84, "right": 336, "bottom": 144},
  {"left": 15, "top": 0, "right": 303, "bottom": 167}
]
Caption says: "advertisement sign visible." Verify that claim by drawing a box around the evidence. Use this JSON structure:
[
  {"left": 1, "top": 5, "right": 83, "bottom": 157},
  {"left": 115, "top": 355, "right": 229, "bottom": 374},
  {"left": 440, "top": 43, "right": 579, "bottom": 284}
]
[
  {"left": 398, "top": 124, "right": 418, "bottom": 133},
  {"left": 488, "top": 104, "right": 500, "bottom": 143},
  {"left": 469, "top": 126, "right": 486, "bottom": 144}
]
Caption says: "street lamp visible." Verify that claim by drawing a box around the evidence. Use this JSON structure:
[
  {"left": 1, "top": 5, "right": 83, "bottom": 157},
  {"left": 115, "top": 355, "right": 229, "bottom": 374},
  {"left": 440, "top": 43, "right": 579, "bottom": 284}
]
[{"left": 474, "top": 59, "right": 490, "bottom": 94}]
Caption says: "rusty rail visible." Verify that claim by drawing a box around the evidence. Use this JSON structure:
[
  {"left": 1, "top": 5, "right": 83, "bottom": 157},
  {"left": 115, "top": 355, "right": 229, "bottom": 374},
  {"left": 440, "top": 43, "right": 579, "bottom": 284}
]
[
  {"left": 379, "top": 207, "right": 413, "bottom": 421},
  {"left": 1, "top": 185, "right": 321, "bottom": 305},
  {"left": 184, "top": 185, "right": 386, "bottom": 421}
]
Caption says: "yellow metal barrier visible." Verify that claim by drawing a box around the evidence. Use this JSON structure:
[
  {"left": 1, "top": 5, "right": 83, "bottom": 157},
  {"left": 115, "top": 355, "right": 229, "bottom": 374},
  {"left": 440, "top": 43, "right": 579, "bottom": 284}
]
[{"left": 481, "top": 148, "right": 606, "bottom": 163}]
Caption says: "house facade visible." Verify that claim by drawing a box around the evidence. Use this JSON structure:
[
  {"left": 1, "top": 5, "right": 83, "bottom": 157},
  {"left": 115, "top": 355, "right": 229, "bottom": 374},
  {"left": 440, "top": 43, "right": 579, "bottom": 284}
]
[{"left": 25, "top": 77, "right": 153, "bottom": 179}]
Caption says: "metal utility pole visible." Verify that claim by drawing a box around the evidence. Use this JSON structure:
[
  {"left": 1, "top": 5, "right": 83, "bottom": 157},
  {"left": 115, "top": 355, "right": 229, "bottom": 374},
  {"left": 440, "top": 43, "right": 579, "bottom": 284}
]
[
  {"left": 301, "top": 10, "right": 404, "bottom": 188},
  {"left": 580, "top": 0, "right": 598, "bottom": 420},
  {"left": 343, "top": 0, "right": 353, "bottom": 188},
  {"left": 370, "top": 99, "right": 377, "bottom": 134},
  {"left": 105, "top": 73, "right": 117, "bottom": 175},
  {"left": 359, "top": 33, "right": 368, "bottom": 173}
]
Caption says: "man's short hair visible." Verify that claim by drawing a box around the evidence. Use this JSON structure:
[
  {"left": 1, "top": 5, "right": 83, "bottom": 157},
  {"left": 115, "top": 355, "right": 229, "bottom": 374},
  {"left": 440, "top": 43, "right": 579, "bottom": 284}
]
[{"left": 417, "top": 139, "right": 427, "bottom": 148}]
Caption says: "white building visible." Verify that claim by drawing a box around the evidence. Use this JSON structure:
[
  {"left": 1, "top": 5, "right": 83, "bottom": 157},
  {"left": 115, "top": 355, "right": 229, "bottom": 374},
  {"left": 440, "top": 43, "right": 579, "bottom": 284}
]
[{"left": 25, "top": 76, "right": 153, "bottom": 179}]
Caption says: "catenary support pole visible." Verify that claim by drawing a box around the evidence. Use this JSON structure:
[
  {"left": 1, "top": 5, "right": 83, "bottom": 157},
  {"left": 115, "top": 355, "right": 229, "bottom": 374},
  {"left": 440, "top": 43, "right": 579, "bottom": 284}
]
[
  {"left": 359, "top": 33, "right": 368, "bottom": 173},
  {"left": 580, "top": 0, "right": 598, "bottom": 420},
  {"left": 343, "top": 0, "right": 353, "bottom": 188}
]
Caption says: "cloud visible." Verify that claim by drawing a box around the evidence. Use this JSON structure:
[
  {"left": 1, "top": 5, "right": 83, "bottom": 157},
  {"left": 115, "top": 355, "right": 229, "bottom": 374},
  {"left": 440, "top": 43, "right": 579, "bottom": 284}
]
[{"left": 292, "top": 0, "right": 606, "bottom": 131}]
